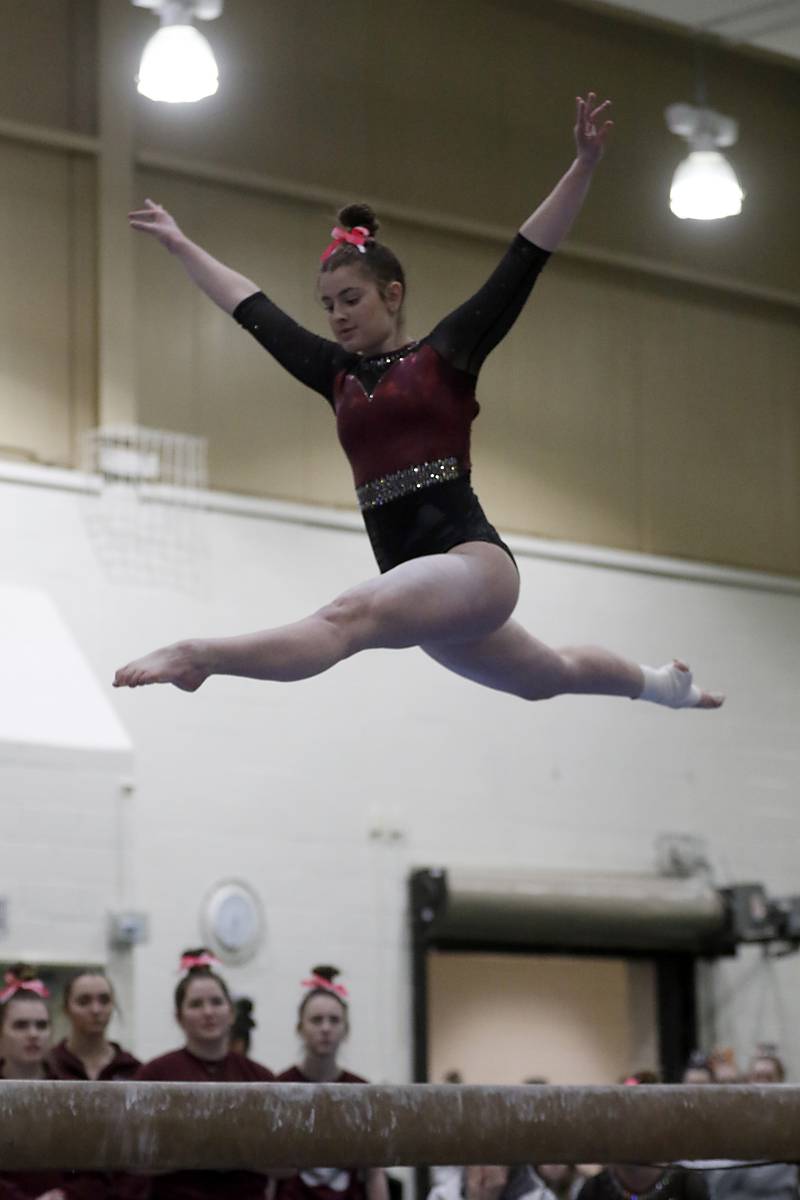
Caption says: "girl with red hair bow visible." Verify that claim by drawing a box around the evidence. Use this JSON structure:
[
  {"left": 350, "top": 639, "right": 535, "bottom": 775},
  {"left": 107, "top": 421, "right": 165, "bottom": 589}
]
[
  {"left": 277, "top": 966, "right": 388, "bottom": 1200},
  {"left": 118, "top": 95, "right": 722, "bottom": 714},
  {"left": 0, "top": 965, "right": 68, "bottom": 1200}
]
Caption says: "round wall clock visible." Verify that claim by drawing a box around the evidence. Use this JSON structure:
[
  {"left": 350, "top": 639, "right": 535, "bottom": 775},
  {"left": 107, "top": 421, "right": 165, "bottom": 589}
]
[{"left": 201, "top": 879, "right": 264, "bottom": 965}]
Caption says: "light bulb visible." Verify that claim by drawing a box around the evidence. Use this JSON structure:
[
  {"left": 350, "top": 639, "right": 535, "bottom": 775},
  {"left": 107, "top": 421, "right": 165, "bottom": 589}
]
[
  {"left": 669, "top": 150, "right": 743, "bottom": 221},
  {"left": 137, "top": 23, "right": 218, "bottom": 103}
]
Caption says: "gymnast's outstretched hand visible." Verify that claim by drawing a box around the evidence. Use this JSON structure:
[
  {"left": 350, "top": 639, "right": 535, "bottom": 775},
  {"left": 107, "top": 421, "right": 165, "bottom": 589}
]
[
  {"left": 127, "top": 198, "right": 259, "bottom": 314},
  {"left": 128, "top": 198, "right": 185, "bottom": 252},
  {"left": 518, "top": 92, "right": 614, "bottom": 251},
  {"left": 574, "top": 92, "right": 613, "bottom": 168}
]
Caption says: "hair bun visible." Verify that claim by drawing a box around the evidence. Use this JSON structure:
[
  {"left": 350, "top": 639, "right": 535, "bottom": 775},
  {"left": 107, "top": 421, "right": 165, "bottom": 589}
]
[
  {"left": 233, "top": 997, "right": 256, "bottom": 1032},
  {"left": 9, "top": 963, "right": 38, "bottom": 984},
  {"left": 310, "top": 964, "right": 340, "bottom": 983},
  {"left": 336, "top": 204, "right": 379, "bottom": 238}
]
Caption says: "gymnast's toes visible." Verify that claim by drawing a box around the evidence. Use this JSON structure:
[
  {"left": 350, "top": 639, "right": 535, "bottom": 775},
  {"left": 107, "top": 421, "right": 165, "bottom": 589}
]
[
  {"left": 113, "top": 640, "right": 208, "bottom": 692},
  {"left": 113, "top": 665, "right": 135, "bottom": 688},
  {"left": 674, "top": 660, "right": 725, "bottom": 708}
]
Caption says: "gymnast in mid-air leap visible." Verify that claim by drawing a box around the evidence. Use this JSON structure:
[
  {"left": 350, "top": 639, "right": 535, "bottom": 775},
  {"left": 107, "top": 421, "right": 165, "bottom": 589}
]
[{"left": 115, "top": 94, "right": 723, "bottom": 711}]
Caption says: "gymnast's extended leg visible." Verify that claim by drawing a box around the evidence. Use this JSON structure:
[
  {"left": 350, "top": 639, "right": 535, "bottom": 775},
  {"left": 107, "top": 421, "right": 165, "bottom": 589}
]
[
  {"left": 114, "top": 543, "right": 520, "bottom": 692},
  {"left": 113, "top": 543, "right": 723, "bottom": 708},
  {"left": 422, "top": 616, "right": 723, "bottom": 708}
]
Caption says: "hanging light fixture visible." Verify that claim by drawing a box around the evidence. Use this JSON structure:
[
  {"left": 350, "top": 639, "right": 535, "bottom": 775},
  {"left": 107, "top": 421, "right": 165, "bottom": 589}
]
[
  {"left": 132, "top": 0, "right": 223, "bottom": 104},
  {"left": 666, "top": 104, "right": 744, "bottom": 220},
  {"left": 665, "top": 40, "right": 744, "bottom": 221}
]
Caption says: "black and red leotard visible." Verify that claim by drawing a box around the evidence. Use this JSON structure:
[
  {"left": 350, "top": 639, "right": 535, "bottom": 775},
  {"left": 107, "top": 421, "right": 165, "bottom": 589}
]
[{"left": 233, "top": 233, "right": 550, "bottom": 572}]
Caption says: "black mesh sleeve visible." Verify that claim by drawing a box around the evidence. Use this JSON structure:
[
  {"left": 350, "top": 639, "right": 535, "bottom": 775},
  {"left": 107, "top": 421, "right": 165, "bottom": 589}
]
[
  {"left": 232, "top": 291, "right": 351, "bottom": 406},
  {"left": 427, "top": 234, "right": 551, "bottom": 376}
]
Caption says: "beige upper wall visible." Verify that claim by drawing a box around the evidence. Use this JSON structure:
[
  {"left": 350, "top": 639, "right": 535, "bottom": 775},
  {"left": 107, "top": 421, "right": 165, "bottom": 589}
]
[
  {"left": 0, "top": 0, "right": 96, "bottom": 133},
  {"left": 0, "top": 142, "right": 96, "bottom": 466},
  {"left": 0, "top": 0, "right": 797, "bottom": 574},
  {"left": 129, "top": 0, "right": 800, "bottom": 298}
]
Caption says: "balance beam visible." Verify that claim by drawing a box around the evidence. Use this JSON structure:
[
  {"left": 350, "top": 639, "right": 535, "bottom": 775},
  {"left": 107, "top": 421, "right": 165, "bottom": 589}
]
[{"left": 0, "top": 1083, "right": 798, "bottom": 1170}]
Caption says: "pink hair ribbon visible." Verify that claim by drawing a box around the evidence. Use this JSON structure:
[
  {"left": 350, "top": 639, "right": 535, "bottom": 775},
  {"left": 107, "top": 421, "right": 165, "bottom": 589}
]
[
  {"left": 0, "top": 973, "right": 50, "bottom": 1004},
  {"left": 301, "top": 974, "right": 349, "bottom": 1000},
  {"left": 320, "top": 225, "right": 370, "bottom": 263},
  {"left": 179, "top": 951, "right": 221, "bottom": 974}
]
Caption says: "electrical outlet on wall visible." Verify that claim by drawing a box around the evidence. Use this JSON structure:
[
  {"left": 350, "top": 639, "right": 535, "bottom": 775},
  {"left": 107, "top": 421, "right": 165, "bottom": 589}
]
[{"left": 366, "top": 804, "right": 407, "bottom": 844}]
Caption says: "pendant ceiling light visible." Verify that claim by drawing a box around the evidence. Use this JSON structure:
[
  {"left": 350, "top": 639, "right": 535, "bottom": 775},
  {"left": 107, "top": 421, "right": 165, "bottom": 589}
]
[
  {"left": 132, "top": 0, "right": 223, "bottom": 104},
  {"left": 665, "top": 41, "right": 744, "bottom": 221},
  {"left": 666, "top": 104, "right": 744, "bottom": 220}
]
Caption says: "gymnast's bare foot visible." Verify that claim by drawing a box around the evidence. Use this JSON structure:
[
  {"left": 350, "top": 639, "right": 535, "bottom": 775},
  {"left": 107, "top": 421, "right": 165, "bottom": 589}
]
[
  {"left": 673, "top": 659, "right": 725, "bottom": 709},
  {"left": 113, "top": 640, "right": 211, "bottom": 692}
]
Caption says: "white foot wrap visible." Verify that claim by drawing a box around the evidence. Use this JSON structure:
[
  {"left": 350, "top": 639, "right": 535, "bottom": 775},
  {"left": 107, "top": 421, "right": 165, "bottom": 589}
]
[{"left": 638, "top": 662, "right": 701, "bottom": 709}]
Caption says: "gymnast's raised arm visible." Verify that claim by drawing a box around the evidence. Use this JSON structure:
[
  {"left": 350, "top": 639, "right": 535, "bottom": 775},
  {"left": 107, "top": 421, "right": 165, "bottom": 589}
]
[
  {"left": 520, "top": 92, "right": 613, "bottom": 250},
  {"left": 128, "top": 199, "right": 345, "bottom": 401},
  {"left": 429, "top": 92, "right": 613, "bottom": 376},
  {"left": 128, "top": 198, "right": 259, "bottom": 313}
]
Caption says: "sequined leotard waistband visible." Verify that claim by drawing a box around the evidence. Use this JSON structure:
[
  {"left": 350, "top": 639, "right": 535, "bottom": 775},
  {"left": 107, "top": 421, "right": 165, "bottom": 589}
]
[{"left": 355, "top": 457, "right": 464, "bottom": 511}]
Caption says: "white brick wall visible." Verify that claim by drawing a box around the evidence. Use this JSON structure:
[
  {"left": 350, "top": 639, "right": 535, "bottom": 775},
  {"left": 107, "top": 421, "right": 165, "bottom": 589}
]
[{"left": 1, "top": 472, "right": 798, "bottom": 1086}]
